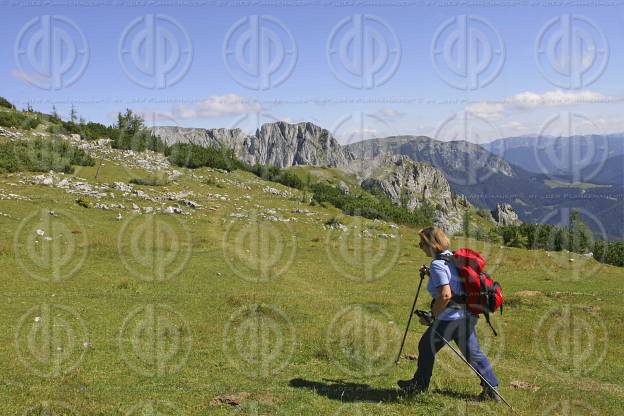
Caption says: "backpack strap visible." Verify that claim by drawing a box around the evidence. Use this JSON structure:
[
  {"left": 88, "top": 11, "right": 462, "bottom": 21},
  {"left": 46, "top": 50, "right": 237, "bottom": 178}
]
[
  {"left": 435, "top": 252, "right": 465, "bottom": 310},
  {"left": 484, "top": 313, "right": 498, "bottom": 337}
]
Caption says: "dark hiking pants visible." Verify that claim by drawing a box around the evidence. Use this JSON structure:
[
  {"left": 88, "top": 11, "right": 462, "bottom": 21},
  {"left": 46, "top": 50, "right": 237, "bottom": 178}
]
[{"left": 413, "top": 316, "right": 499, "bottom": 390}]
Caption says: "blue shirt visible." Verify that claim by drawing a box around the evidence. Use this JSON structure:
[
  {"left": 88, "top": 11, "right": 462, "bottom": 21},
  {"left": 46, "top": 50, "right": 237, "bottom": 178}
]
[{"left": 426, "top": 250, "right": 467, "bottom": 321}]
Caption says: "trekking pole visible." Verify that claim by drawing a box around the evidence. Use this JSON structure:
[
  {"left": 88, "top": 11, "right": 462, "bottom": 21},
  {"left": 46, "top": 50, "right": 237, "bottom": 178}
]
[
  {"left": 431, "top": 327, "right": 515, "bottom": 412},
  {"left": 395, "top": 266, "right": 428, "bottom": 365}
]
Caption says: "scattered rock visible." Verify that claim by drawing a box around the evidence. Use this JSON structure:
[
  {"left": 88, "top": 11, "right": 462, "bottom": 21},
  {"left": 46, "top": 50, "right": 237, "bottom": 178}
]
[
  {"left": 326, "top": 223, "right": 348, "bottom": 232},
  {"left": 112, "top": 182, "right": 133, "bottom": 193},
  {"left": 210, "top": 392, "right": 252, "bottom": 407},
  {"left": 338, "top": 181, "right": 350, "bottom": 194},
  {"left": 35, "top": 229, "right": 45, "bottom": 236},
  {"left": 263, "top": 186, "right": 290, "bottom": 198},
  {"left": 510, "top": 380, "right": 539, "bottom": 392},
  {"left": 182, "top": 199, "right": 201, "bottom": 209},
  {"left": 169, "top": 170, "right": 182, "bottom": 181},
  {"left": 492, "top": 203, "right": 522, "bottom": 226},
  {"left": 163, "top": 206, "right": 183, "bottom": 215}
]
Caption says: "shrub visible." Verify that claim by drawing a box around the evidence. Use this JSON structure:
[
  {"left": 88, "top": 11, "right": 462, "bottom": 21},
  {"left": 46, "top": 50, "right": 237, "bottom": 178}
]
[
  {"left": 0, "top": 111, "right": 40, "bottom": 130},
  {"left": 0, "top": 97, "right": 15, "bottom": 110},
  {"left": 0, "top": 138, "right": 94, "bottom": 174},
  {"left": 166, "top": 143, "right": 245, "bottom": 171},
  {"left": 76, "top": 197, "right": 90, "bottom": 208},
  {"left": 248, "top": 164, "right": 304, "bottom": 189},
  {"left": 129, "top": 176, "right": 170, "bottom": 186},
  {"left": 325, "top": 217, "right": 343, "bottom": 227}
]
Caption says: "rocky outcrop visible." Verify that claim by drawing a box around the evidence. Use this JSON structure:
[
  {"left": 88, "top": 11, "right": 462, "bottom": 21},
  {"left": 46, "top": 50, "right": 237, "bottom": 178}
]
[
  {"left": 349, "top": 155, "right": 470, "bottom": 234},
  {"left": 492, "top": 203, "right": 521, "bottom": 226},
  {"left": 346, "top": 135, "right": 515, "bottom": 179},
  {"left": 152, "top": 121, "right": 354, "bottom": 168}
]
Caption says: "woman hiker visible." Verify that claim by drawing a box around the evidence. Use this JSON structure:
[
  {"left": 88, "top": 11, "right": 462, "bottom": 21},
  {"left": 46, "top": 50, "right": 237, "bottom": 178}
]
[{"left": 397, "top": 226, "right": 501, "bottom": 402}]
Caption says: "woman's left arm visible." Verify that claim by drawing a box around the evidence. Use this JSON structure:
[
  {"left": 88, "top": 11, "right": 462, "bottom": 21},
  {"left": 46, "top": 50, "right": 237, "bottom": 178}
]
[{"left": 432, "top": 284, "right": 452, "bottom": 318}]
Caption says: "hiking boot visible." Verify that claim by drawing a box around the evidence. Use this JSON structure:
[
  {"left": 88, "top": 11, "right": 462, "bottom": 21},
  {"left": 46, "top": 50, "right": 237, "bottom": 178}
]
[
  {"left": 478, "top": 386, "right": 501, "bottom": 403},
  {"left": 397, "top": 379, "right": 425, "bottom": 395}
]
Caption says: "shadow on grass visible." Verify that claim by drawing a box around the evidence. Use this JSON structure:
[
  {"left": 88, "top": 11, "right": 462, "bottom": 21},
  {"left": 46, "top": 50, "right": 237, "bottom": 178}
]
[
  {"left": 289, "top": 378, "right": 401, "bottom": 403},
  {"left": 431, "top": 387, "right": 480, "bottom": 401}
]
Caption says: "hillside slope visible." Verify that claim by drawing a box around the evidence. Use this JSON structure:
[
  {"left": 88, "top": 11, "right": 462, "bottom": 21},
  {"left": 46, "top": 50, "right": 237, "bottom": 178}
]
[{"left": 0, "top": 129, "right": 622, "bottom": 415}]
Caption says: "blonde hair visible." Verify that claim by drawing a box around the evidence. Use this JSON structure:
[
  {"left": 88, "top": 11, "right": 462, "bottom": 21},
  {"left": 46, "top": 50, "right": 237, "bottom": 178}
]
[{"left": 418, "top": 226, "right": 450, "bottom": 253}]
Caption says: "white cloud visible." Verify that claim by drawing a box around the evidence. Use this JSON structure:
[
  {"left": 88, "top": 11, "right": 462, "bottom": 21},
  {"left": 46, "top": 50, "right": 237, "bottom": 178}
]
[
  {"left": 372, "top": 108, "right": 406, "bottom": 120},
  {"left": 466, "top": 90, "right": 622, "bottom": 120},
  {"left": 172, "top": 94, "right": 263, "bottom": 119},
  {"left": 118, "top": 94, "right": 265, "bottom": 124}
]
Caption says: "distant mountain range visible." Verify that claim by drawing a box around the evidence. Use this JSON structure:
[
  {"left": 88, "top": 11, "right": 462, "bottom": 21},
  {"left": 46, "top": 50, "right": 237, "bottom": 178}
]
[
  {"left": 347, "top": 134, "right": 624, "bottom": 240},
  {"left": 482, "top": 134, "right": 624, "bottom": 184},
  {"left": 153, "top": 123, "right": 624, "bottom": 239}
]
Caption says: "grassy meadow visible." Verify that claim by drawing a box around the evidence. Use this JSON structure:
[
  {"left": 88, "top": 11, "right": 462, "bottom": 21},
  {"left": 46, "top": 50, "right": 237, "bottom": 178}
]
[{"left": 0, "top": 155, "right": 622, "bottom": 415}]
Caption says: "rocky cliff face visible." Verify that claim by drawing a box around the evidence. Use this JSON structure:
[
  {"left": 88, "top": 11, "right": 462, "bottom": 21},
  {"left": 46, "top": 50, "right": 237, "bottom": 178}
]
[
  {"left": 348, "top": 155, "right": 470, "bottom": 234},
  {"left": 153, "top": 123, "right": 472, "bottom": 234},
  {"left": 492, "top": 203, "right": 521, "bottom": 226},
  {"left": 152, "top": 122, "right": 354, "bottom": 168}
]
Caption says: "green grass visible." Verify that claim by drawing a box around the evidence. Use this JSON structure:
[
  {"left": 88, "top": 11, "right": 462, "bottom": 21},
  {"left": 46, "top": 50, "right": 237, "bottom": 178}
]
[
  {"left": 544, "top": 179, "right": 612, "bottom": 190},
  {"left": 0, "top": 156, "right": 622, "bottom": 415}
]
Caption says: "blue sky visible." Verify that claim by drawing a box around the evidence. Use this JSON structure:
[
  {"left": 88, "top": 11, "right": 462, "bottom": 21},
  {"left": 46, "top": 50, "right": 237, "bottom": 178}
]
[{"left": 2, "top": 2, "right": 624, "bottom": 144}]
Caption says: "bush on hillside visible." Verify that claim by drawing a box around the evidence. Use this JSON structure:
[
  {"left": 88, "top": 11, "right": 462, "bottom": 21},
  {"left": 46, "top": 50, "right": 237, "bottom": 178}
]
[
  {"left": 166, "top": 143, "right": 245, "bottom": 171},
  {"left": 0, "top": 111, "right": 40, "bottom": 130},
  {"left": 129, "top": 176, "right": 170, "bottom": 186},
  {"left": 0, "top": 97, "right": 15, "bottom": 110},
  {"left": 248, "top": 164, "right": 304, "bottom": 189},
  {"left": 0, "top": 138, "right": 94, "bottom": 174}
]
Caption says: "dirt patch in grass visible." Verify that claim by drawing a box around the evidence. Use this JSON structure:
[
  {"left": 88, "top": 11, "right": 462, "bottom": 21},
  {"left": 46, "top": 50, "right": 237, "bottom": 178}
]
[{"left": 210, "top": 392, "right": 251, "bottom": 407}]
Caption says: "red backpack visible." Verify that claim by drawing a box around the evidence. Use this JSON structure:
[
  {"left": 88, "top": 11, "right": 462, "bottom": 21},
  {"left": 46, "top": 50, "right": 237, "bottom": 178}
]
[{"left": 438, "top": 248, "right": 503, "bottom": 336}]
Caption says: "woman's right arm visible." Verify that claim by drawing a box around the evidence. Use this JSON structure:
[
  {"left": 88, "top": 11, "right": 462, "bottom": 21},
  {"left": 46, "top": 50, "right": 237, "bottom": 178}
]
[{"left": 432, "top": 284, "right": 452, "bottom": 318}]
